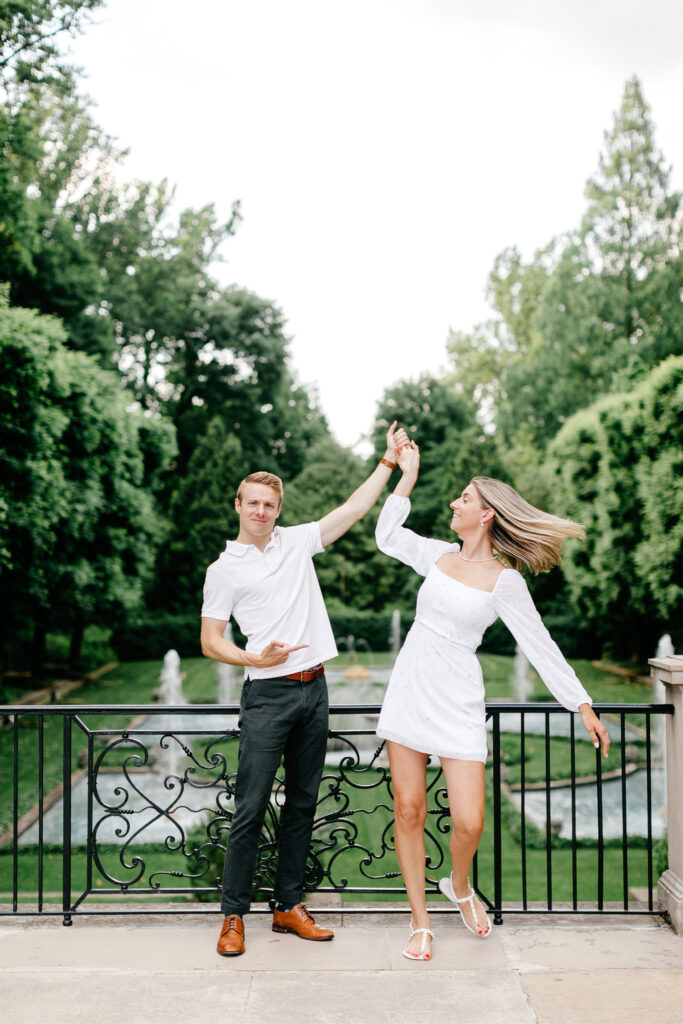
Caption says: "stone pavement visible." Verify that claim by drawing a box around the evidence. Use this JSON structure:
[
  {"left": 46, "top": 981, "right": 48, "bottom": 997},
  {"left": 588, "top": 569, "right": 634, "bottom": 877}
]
[{"left": 1, "top": 907, "right": 682, "bottom": 1024}]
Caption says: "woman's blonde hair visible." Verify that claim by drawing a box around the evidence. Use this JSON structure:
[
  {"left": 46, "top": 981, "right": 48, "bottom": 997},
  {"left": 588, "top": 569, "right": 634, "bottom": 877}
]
[{"left": 470, "top": 477, "right": 584, "bottom": 573}]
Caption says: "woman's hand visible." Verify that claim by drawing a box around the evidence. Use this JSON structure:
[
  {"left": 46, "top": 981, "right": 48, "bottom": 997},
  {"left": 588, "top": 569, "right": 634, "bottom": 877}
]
[
  {"left": 397, "top": 440, "right": 420, "bottom": 476},
  {"left": 579, "top": 704, "right": 610, "bottom": 758}
]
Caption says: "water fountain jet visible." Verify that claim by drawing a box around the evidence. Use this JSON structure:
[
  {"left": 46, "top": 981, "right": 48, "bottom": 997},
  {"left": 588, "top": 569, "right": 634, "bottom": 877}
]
[
  {"left": 337, "top": 634, "right": 372, "bottom": 679},
  {"left": 217, "top": 623, "right": 239, "bottom": 706},
  {"left": 390, "top": 609, "right": 401, "bottom": 659},
  {"left": 512, "top": 645, "right": 532, "bottom": 703}
]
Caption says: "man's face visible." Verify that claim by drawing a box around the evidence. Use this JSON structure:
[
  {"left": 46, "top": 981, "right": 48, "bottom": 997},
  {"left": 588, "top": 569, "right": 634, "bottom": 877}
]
[{"left": 235, "top": 483, "right": 281, "bottom": 539}]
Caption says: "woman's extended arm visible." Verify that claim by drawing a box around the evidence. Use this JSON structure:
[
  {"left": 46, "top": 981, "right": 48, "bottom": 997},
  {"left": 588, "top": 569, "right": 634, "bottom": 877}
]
[
  {"left": 492, "top": 571, "right": 610, "bottom": 756},
  {"left": 393, "top": 440, "right": 420, "bottom": 498}
]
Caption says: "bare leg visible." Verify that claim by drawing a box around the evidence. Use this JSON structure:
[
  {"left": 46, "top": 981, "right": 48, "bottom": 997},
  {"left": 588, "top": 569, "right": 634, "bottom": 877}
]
[
  {"left": 387, "top": 740, "right": 432, "bottom": 958},
  {"left": 439, "top": 757, "right": 490, "bottom": 934}
]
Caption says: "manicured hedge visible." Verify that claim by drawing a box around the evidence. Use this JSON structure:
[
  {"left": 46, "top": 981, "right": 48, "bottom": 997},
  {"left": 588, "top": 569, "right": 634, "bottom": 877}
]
[
  {"left": 112, "top": 606, "right": 518, "bottom": 660},
  {"left": 111, "top": 613, "right": 206, "bottom": 661},
  {"left": 328, "top": 609, "right": 398, "bottom": 652},
  {"left": 111, "top": 609, "right": 399, "bottom": 660}
]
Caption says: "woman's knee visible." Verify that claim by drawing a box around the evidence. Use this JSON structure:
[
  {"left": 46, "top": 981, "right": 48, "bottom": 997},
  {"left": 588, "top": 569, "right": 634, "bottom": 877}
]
[
  {"left": 451, "top": 813, "right": 485, "bottom": 842},
  {"left": 394, "top": 794, "right": 428, "bottom": 830}
]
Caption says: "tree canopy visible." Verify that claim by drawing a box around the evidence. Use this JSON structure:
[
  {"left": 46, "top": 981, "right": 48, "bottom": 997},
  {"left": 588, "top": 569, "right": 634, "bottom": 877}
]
[
  {"left": 0, "top": 293, "right": 176, "bottom": 669},
  {"left": 1, "top": 41, "right": 681, "bottom": 669},
  {"left": 546, "top": 356, "right": 683, "bottom": 659},
  {"left": 447, "top": 76, "right": 682, "bottom": 456}
]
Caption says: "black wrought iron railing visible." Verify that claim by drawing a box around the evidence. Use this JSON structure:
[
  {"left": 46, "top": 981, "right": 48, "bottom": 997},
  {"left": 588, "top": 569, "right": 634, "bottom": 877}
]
[{"left": 0, "top": 703, "right": 673, "bottom": 925}]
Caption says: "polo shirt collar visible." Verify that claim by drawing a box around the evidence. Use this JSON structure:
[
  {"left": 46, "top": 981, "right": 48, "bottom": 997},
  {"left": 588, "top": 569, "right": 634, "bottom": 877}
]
[{"left": 224, "top": 527, "right": 282, "bottom": 557}]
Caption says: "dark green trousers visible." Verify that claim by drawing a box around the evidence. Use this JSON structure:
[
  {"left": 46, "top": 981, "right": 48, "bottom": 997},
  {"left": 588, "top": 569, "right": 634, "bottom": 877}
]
[{"left": 220, "top": 673, "right": 329, "bottom": 915}]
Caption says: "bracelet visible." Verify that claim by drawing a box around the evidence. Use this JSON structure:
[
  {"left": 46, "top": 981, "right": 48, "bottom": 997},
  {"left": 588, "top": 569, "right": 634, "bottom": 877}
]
[{"left": 381, "top": 457, "right": 397, "bottom": 470}]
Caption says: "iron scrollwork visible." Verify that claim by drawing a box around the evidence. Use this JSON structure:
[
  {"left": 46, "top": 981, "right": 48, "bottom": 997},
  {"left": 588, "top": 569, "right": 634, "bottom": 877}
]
[{"left": 84, "top": 714, "right": 452, "bottom": 902}]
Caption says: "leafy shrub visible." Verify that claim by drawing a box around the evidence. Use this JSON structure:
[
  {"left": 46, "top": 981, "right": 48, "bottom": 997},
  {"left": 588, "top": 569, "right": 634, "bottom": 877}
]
[
  {"left": 113, "top": 604, "right": 520, "bottom": 660},
  {"left": 111, "top": 613, "right": 206, "bottom": 660},
  {"left": 654, "top": 833, "right": 668, "bottom": 878}
]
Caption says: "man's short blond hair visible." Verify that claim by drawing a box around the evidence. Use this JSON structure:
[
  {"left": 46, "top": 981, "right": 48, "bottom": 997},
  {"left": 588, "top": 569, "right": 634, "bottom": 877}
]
[{"left": 236, "top": 471, "right": 284, "bottom": 506}]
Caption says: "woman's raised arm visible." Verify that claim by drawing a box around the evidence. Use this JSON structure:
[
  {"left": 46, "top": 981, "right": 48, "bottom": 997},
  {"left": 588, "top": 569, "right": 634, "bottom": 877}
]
[{"left": 375, "top": 443, "right": 455, "bottom": 576}]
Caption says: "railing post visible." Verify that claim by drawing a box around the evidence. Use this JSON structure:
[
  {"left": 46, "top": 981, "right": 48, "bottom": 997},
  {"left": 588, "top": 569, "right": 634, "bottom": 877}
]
[
  {"left": 492, "top": 714, "right": 503, "bottom": 924},
  {"left": 650, "top": 654, "right": 683, "bottom": 933},
  {"left": 62, "top": 714, "right": 73, "bottom": 926}
]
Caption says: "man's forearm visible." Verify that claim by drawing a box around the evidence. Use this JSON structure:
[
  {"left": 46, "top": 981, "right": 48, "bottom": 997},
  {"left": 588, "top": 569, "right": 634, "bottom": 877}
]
[
  {"left": 319, "top": 426, "right": 407, "bottom": 545},
  {"left": 345, "top": 445, "right": 397, "bottom": 519},
  {"left": 201, "top": 634, "right": 258, "bottom": 668}
]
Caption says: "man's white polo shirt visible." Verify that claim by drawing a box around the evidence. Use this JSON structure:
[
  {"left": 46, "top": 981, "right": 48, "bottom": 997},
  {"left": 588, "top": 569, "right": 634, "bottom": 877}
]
[{"left": 201, "top": 521, "right": 338, "bottom": 680}]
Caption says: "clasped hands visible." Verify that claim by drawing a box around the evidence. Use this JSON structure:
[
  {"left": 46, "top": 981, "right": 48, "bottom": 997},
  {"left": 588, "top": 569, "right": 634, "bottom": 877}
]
[{"left": 386, "top": 421, "right": 419, "bottom": 473}]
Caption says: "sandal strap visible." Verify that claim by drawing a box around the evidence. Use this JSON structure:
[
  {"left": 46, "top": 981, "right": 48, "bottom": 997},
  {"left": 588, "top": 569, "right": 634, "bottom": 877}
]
[
  {"left": 408, "top": 925, "right": 434, "bottom": 957},
  {"left": 452, "top": 889, "right": 480, "bottom": 926}
]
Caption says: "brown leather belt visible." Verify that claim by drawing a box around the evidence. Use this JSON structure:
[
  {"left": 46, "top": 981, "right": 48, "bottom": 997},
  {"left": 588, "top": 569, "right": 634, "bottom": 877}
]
[{"left": 283, "top": 663, "right": 325, "bottom": 682}]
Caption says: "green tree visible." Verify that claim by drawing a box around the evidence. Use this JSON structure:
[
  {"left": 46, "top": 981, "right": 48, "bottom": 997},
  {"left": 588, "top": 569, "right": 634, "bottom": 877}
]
[
  {"left": 365, "top": 374, "right": 504, "bottom": 611},
  {"left": 1, "top": 5, "right": 120, "bottom": 358},
  {"left": 0, "top": 2, "right": 103, "bottom": 89},
  {"left": 152, "top": 418, "right": 247, "bottom": 614},
  {"left": 448, "top": 78, "right": 682, "bottom": 454},
  {"left": 279, "top": 436, "right": 385, "bottom": 610},
  {"left": 170, "top": 287, "right": 328, "bottom": 481},
  {"left": 0, "top": 294, "right": 176, "bottom": 670},
  {"left": 371, "top": 374, "right": 503, "bottom": 536},
  {"left": 581, "top": 76, "right": 681, "bottom": 363},
  {"left": 546, "top": 356, "right": 683, "bottom": 659}
]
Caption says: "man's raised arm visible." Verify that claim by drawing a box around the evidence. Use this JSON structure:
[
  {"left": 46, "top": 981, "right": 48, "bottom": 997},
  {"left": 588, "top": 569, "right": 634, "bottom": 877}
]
[{"left": 318, "top": 422, "right": 408, "bottom": 547}]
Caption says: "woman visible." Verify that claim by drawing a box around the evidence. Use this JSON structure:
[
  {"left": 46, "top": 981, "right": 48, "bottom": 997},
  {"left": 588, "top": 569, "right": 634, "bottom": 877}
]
[{"left": 375, "top": 442, "right": 610, "bottom": 961}]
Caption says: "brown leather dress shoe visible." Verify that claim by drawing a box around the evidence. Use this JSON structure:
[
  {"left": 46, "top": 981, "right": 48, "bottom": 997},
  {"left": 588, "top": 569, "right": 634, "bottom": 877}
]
[
  {"left": 272, "top": 903, "right": 334, "bottom": 941},
  {"left": 217, "top": 914, "right": 245, "bottom": 956}
]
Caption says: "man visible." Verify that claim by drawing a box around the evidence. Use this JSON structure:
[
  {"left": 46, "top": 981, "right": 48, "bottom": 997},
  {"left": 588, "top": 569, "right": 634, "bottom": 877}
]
[{"left": 201, "top": 422, "right": 407, "bottom": 957}]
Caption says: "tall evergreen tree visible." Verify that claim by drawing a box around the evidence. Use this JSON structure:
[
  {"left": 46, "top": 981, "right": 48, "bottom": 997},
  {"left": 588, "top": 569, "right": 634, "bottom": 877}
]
[{"left": 447, "top": 77, "right": 682, "bottom": 454}]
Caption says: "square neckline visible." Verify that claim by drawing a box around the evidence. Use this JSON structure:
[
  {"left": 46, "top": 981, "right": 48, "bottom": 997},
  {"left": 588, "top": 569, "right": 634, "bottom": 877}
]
[{"left": 432, "top": 560, "right": 509, "bottom": 595}]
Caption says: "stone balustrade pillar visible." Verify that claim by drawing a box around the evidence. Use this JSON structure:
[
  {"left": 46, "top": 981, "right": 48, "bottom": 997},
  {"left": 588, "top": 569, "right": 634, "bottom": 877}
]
[{"left": 650, "top": 654, "right": 683, "bottom": 933}]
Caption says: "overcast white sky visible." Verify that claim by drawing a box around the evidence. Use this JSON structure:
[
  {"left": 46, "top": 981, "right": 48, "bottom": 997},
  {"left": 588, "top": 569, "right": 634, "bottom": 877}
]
[{"left": 69, "top": 0, "right": 683, "bottom": 449}]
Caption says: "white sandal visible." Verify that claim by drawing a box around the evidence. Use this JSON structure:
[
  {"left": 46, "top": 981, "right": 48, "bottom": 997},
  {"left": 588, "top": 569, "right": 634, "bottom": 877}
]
[
  {"left": 438, "top": 874, "right": 492, "bottom": 938},
  {"left": 402, "top": 922, "right": 434, "bottom": 961}
]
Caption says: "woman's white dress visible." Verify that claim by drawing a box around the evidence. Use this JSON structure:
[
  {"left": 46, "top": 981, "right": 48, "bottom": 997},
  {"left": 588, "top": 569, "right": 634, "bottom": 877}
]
[{"left": 375, "top": 494, "right": 592, "bottom": 763}]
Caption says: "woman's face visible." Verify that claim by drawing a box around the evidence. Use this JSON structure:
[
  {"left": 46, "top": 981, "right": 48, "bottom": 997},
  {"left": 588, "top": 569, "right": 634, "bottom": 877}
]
[{"left": 449, "top": 482, "right": 484, "bottom": 534}]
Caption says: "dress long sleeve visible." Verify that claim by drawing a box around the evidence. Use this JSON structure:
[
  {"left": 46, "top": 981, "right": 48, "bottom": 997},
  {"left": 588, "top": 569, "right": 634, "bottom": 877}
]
[
  {"left": 375, "top": 494, "right": 457, "bottom": 576},
  {"left": 491, "top": 570, "right": 592, "bottom": 712}
]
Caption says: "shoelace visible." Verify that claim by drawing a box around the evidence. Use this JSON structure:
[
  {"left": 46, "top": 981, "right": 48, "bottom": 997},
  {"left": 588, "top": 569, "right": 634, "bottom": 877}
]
[{"left": 223, "top": 916, "right": 242, "bottom": 934}]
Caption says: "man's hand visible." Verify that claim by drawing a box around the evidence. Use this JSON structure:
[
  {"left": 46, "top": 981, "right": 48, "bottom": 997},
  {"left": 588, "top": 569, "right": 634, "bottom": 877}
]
[
  {"left": 252, "top": 642, "right": 309, "bottom": 668},
  {"left": 318, "top": 422, "right": 412, "bottom": 547},
  {"left": 579, "top": 704, "right": 610, "bottom": 758},
  {"left": 201, "top": 619, "right": 308, "bottom": 669},
  {"left": 386, "top": 420, "right": 409, "bottom": 460}
]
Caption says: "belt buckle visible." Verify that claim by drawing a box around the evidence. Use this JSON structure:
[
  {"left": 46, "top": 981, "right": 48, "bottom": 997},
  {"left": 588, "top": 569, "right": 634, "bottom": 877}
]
[{"left": 299, "top": 669, "right": 306, "bottom": 683}]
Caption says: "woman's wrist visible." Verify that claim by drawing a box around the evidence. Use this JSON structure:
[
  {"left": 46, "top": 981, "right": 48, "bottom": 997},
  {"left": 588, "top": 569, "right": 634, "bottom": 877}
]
[{"left": 394, "top": 475, "right": 416, "bottom": 497}]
